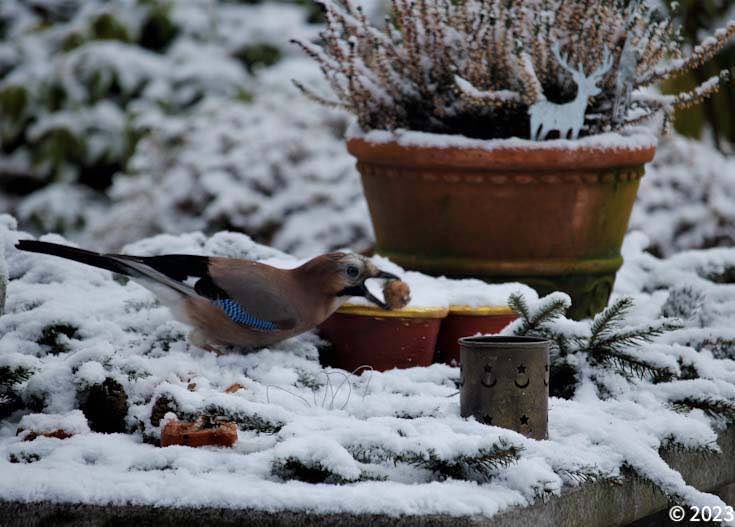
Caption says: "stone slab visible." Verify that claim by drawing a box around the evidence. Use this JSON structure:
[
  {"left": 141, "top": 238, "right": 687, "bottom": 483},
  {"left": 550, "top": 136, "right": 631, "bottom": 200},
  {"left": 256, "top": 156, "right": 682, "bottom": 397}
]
[{"left": 2, "top": 427, "right": 733, "bottom": 527}]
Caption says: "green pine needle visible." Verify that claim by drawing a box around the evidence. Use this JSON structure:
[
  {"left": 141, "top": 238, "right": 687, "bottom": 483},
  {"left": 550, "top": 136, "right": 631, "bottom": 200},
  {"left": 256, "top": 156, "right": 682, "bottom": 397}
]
[
  {"left": 592, "top": 349, "right": 671, "bottom": 379},
  {"left": 508, "top": 293, "right": 569, "bottom": 335},
  {"left": 0, "top": 366, "right": 32, "bottom": 389},
  {"left": 589, "top": 297, "right": 634, "bottom": 345},
  {"left": 398, "top": 443, "right": 521, "bottom": 481},
  {"left": 529, "top": 298, "right": 569, "bottom": 328},
  {"left": 671, "top": 397, "right": 735, "bottom": 422}
]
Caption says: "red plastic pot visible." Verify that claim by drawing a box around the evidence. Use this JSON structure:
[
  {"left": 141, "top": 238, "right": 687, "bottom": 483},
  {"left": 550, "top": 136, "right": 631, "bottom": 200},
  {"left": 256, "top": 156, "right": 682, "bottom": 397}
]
[
  {"left": 436, "top": 305, "right": 518, "bottom": 365},
  {"left": 319, "top": 304, "right": 448, "bottom": 372}
]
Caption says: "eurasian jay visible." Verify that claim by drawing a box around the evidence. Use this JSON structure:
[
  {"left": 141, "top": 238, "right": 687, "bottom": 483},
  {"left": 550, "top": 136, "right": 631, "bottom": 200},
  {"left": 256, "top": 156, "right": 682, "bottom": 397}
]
[{"left": 15, "top": 240, "right": 399, "bottom": 350}]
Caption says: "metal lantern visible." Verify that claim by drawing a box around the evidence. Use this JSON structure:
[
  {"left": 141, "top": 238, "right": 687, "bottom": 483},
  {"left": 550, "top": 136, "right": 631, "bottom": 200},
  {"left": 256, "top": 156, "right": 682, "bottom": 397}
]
[{"left": 459, "top": 336, "right": 550, "bottom": 440}]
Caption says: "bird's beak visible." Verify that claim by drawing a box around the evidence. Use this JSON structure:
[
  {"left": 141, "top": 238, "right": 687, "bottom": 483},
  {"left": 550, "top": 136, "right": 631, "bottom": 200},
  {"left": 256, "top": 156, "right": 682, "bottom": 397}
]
[
  {"left": 374, "top": 270, "right": 400, "bottom": 281},
  {"left": 361, "top": 267, "right": 400, "bottom": 310},
  {"left": 359, "top": 283, "right": 389, "bottom": 310}
]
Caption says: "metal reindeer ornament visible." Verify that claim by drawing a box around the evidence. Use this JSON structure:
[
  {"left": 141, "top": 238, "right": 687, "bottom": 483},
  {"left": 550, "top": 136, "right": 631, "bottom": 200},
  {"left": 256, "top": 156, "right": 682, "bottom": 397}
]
[{"left": 529, "top": 44, "right": 613, "bottom": 141}]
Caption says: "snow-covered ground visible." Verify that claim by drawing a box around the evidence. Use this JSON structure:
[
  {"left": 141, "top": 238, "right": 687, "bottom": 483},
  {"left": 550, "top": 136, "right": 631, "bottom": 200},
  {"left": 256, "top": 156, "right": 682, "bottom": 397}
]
[
  {"left": 1, "top": 216, "right": 735, "bottom": 517},
  {"left": 2, "top": 0, "right": 735, "bottom": 520}
]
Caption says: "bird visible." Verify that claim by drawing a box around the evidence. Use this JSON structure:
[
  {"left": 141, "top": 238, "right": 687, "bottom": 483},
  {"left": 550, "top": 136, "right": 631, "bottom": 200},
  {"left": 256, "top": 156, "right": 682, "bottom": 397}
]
[{"left": 15, "top": 240, "right": 399, "bottom": 351}]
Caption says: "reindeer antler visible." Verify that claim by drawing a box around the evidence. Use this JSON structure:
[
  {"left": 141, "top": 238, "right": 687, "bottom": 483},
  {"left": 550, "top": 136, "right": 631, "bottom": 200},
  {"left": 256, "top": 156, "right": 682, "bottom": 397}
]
[
  {"left": 552, "top": 42, "right": 613, "bottom": 82},
  {"left": 551, "top": 42, "right": 579, "bottom": 77}
]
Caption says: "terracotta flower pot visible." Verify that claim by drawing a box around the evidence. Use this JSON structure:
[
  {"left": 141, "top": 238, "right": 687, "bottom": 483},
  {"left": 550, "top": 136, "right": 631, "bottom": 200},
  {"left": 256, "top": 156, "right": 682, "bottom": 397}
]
[
  {"left": 319, "top": 304, "right": 448, "bottom": 372},
  {"left": 436, "top": 305, "right": 518, "bottom": 365},
  {"left": 161, "top": 419, "right": 238, "bottom": 448},
  {"left": 348, "top": 135, "right": 656, "bottom": 319}
]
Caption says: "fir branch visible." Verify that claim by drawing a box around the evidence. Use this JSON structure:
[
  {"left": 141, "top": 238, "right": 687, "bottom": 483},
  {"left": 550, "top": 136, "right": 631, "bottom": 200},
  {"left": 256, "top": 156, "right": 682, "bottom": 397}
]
[
  {"left": 671, "top": 397, "right": 735, "bottom": 422},
  {"left": 528, "top": 296, "right": 570, "bottom": 329},
  {"left": 556, "top": 467, "right": 620, "bottom": 487},
  {"left": 660, "top": 434, "right": 719, "bottom": 458},
  {"left": 507, "top": 293, "right": 531, "bottom": 323},
  {"left": 0, "top": 366, "right": 32, "bottom": 389},
  {"left": 272, "top": 457, "right": 361, "bottom": 484},
  {"left": 591, "top": 348, "right": 672, "bottom": 380},
  {"left": 397, "top": 443, "right": 521, "bottom": 482},
  {"left": 592, "top": 320, "right": 681, "bottom": 352},
  {"left": 178, "top": 404, "right": 284, "bottom": 434},
  {"left": 508, "top": 292, "right": 570, "bottom": 336},
  {"left": 510, "top": 294, "right": 680, "bottom": 393},
  {"left": 589, "top": 297, "right": 634, "bottom": 346}
]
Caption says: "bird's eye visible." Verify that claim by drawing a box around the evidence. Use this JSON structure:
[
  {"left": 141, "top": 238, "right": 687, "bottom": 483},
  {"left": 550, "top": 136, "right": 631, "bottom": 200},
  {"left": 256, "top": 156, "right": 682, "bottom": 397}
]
[{"left": 346, "top": 265, "right": 360, "bottom": 278}]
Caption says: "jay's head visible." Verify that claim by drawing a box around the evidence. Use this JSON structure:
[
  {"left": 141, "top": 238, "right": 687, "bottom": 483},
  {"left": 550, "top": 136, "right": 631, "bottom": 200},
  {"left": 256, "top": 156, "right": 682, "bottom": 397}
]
[{"left": 302, "top": 252, "right": 399, "bottom": 309}]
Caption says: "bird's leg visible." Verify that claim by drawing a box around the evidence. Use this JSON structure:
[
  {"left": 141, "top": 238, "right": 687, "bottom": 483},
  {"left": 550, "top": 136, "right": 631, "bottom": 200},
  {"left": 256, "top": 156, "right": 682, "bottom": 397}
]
[{"left": 187, "top": 329, "right": 222, "bottom": 355}]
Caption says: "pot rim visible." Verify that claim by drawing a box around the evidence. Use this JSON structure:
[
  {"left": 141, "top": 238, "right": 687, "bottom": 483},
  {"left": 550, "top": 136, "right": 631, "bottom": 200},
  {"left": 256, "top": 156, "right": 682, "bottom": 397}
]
[
  {"left": 336, "top": 304, "right": 449, "bottom": 319},
  {"left": 347, "top": 134, "right": 657, "bottom": 171},
  {"left": 448, "top": 304, "right": 516, "bottom": 316},
  {"left": 459, "top": 335, "right": 549, "bottom": 347}
]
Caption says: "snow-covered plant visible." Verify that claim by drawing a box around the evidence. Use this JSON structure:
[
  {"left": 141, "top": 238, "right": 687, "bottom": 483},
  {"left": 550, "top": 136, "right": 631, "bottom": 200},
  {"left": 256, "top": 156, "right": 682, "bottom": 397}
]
[
  {"left": 671, "top": 397, "right": 735, "bottom": 423},
  {"left": 0, "top": 366, "right": 32, "bottom": 393},
  {"left": 81, "top": 90, "right": 371, "bottom": 256},
  {"left": 630, "top": 135, "right": 735, "bottom": 256},
  {"left": 392, "top": 443, "right": 521, "bottom": 482},
  {"left": 660, "top": 285, "right": 707, "bottom": 326},
  {"left": 507, "top": 294, "right": 681, "bottom": 398},
  {"left": 294, "top": 0, "right": 735, "bottom": 139},
  {"left": 4, "top": 220, "right": 735, "bottom": 513},
  {"left": 0, "top": 365, "right": 32, "bottom": 414},
  {"left": 0, "top": 0, "right": 376, "bottom": 255}
]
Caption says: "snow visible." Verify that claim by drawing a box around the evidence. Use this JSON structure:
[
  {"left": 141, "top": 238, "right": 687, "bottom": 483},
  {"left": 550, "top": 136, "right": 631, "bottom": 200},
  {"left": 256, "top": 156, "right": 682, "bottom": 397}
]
[
  {"left": 630, "top": 134, "right": 735, "bottom": 256},
  {"left": 454, "top": 75, "right": 522, "bottom": 103},
  {"left": 337, "top": 255, "right": 537, "bottom": 310},
  {"left": 16, "top": 410, "right": 90, "bottom": 437},
  {"left": 0, "top": 0, "right": 369, "bottom": 257},
  {"left": 349, "top": 123, "right": 658, "bottom": 153},
  {"left": 1, "top": 219, "right": 735, "bottom": 518},
  {"left": 0, "top": 0, "right": 734, "bottom": 520}
]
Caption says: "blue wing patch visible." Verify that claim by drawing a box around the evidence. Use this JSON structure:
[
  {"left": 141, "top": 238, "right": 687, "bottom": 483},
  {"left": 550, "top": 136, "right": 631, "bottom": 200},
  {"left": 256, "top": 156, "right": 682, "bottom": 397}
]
[{"left": 213, "top": 299, "right": 278, "bottom": 331}]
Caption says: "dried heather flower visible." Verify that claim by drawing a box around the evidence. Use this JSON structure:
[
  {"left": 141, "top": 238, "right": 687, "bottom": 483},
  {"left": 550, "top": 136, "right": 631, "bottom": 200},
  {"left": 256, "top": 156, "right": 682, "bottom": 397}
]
[{"left": 294, "top": 0, "right": 735, "bottom": 140}]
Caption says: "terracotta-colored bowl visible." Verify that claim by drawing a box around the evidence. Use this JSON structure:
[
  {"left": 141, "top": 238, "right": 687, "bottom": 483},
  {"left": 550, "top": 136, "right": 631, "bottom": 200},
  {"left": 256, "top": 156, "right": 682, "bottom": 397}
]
[
  {"left": 436, "top": 305, "right": 518, "bottom": 365},
  {"left": 319, "top": 304, "right": 448, "bottom": 372},
  {"left": 161, "top": 419, "right": 238, "bottom": 448}
]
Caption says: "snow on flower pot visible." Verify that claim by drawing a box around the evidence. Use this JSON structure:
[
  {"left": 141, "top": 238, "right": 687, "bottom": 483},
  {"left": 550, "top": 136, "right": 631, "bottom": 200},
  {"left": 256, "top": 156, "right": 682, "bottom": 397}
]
[
  {"left": 319, "top": 304, "right": 448, "bottom": 372},
  {"left": 348, "top": 133, "right": 656, "bottom": 320},
  {"left": 161, "top": 418, "right": 238, "bottom": 448},
  {"left": 460, "top": 336, "right": 550, "bottom": 440},
  {"left": 436, "top": 305, "right": 518, "bottom": 366}
]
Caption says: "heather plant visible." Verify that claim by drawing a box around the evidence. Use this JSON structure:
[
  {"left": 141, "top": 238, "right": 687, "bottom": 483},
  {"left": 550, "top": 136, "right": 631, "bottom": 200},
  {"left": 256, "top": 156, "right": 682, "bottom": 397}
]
[{"left": 294, "top": 0, "right": 735, "bottom": 139}]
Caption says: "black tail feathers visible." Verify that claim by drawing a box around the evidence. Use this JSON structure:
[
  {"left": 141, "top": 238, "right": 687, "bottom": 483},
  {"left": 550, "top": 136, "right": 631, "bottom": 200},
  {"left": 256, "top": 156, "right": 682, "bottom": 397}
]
[
  {"left": 15, "top": 240, "right": 211, "bottom": 282},
  {"left": 15, "top": 240, "right": 134, "bottom": 276}
]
